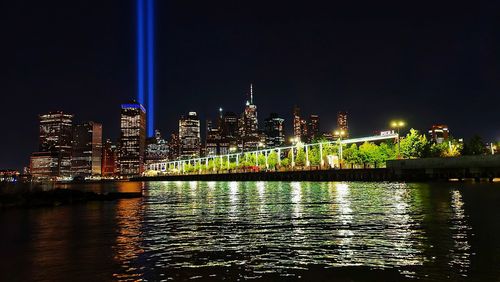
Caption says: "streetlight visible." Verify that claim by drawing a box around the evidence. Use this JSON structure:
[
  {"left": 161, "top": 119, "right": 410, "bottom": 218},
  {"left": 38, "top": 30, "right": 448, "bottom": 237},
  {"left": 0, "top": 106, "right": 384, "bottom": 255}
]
[
  {"left": 391, "top": 120, "right": 405, "bottom": 159},
  {"left": 334, "top": 130, "right": 346, "bottom": 168}
]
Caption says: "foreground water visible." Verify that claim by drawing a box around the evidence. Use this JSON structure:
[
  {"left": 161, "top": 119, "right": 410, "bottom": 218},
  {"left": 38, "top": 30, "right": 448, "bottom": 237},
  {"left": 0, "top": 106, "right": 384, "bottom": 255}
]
[{"left": 1, "top": 181, "right": 500, "bottom": 281}]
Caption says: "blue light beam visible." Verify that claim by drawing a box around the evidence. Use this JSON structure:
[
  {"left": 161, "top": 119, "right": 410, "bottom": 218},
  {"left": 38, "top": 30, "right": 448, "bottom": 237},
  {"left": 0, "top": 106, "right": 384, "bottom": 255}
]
[
  {"left": 137, "top": 0, "right": 145, "bottom": 105},
  {"left": 147, "top": 0, "right": 155, "bottom": 137}
]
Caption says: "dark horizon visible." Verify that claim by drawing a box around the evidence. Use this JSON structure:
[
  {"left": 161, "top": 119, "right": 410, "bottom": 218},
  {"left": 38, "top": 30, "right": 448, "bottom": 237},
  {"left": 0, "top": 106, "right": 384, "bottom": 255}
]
[{"left": 2, "top": 0, "right": 500, "bottom": 169}]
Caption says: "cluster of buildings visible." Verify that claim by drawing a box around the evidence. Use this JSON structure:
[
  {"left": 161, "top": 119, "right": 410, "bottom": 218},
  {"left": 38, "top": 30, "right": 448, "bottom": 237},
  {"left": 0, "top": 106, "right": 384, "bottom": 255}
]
[{"left": 27, "top": 85, "right": 350, "bottom": 180}]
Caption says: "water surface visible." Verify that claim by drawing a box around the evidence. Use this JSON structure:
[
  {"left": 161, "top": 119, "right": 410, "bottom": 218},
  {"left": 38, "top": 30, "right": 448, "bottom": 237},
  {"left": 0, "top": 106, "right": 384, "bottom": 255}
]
[{"left": 1, "top": 181, "right": 499, "bottom": 281}]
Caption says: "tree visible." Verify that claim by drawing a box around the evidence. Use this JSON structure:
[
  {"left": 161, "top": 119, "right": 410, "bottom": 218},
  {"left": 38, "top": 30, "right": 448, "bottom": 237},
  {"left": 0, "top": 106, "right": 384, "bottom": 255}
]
[
  {"left": 378, "top": 142, "right": 396, "bottom": 162},
  {"left": 359, "top": 142, "right": 383, "bottom": 168},
  {"left": 267, "top": 151, "right": 279, "bottom": 169},
  {"left": 399, "top": 128, "right": 429, "bottom": 158},
  {"left": 343, "top": 144, "right": 361, "bottom": 168},
  {"left": 463, "top": 135, "right": 486, "bottom": 155}
]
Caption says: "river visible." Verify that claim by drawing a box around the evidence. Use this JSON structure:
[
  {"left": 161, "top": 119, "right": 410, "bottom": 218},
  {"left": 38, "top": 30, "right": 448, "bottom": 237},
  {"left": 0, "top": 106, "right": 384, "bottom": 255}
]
[{"left": 1, "top": 181, "right": 499, "bottom": 281}]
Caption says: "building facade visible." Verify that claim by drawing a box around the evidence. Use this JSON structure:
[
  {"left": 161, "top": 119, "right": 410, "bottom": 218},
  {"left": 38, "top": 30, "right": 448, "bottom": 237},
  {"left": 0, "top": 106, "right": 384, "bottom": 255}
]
[
  {"left": 238, "top": 84, "right": 260, "bottom": 151},
  {"left": 30, "top": 111, "right": 74, "bottom": 180},
  {"left": 336, "top": 111, "right": 348, "bottom": 137},
  {"left": 429, "top": 124, "right": 449, "bottom": 144},
  {"left": 308, "top": 114, "right": 320, "bottom": 142},
  {"left": 145, "top": 129, "right": 169, "bottom": 165},
  {"left": 179, "top": 112, "right": 201, "bottom": 158},
  {"left": 118, "top": 102, "right": 146, "bottom": 177},
  {"left": 101, "top": 139, "right": 118, "bottom": 177},
  {"left": 71, "top": 122, "right": 102, "bottom": 178},
  {"left": 264, "top": 113, "right": 285, "bottom": 148}
]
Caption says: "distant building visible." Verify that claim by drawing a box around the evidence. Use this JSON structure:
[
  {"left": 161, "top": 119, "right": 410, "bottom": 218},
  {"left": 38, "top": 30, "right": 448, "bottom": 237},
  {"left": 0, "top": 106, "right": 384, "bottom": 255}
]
[
  {"left": 145, "top": 129, "right": 169, "bottom": 164},
  {"left": 292, "top": 106, "right": 311, "bottom": 143},
  {"left": 238, "top": 84, "right": 260, "bottom": 151},
  {"left": 206, "top": 119, "right": 221, "bottom": 156},
  {"left": 179, "top": 112, "right": 201, "bottom": 158},
  {"left": 30, "top": 111, "right": 74, "bottom": 180},
  {"left": 30, "top": 151, "right": 62, "bottom": 180},
  {"left": 0, "top": 170, "right": 19, "bottom": 183},
  {"left": 264, "top": 113, "right": 285, "bottom": 148},
  {"left": 429, "top": 124, "right": 449, "bottom": 144},
  {"left": 321, "top": 132, "right": 335, "bottom": 142},
  {"left": 71, "top": 122, "right": 102, "bottom": 178},
  {"left": 336, "top": 111, "right": 348, "bottom": 138},
  {"left": 118, "top": 101, "right": 146, "bottom": 177},
  {"left": 101, "top": 139, "right": 118, "bottom": 177},
  {"left": 168, "top": 133, "right": 180, "bottom": 160},
  {"left": 308, "top": 114, "right": 320, "bottom": 142}
]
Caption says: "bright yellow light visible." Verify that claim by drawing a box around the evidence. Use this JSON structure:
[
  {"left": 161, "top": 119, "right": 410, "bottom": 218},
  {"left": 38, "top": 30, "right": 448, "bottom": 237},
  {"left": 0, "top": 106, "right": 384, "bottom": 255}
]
[
  {"left": 391, "top": 120, "right": 405, "bottom": 128},
  {"left": 334, "top": 131, "right": 339, "bottom": 135}
]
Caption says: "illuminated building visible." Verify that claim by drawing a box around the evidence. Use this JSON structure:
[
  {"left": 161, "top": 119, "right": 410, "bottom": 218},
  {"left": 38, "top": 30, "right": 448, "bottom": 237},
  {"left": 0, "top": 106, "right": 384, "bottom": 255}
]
[
  {"left": 71, "top": 122, "right": 102, "bottom": 178},
  {"left": 29, "top": 152, "right": 62, "bottom": 180},
  {"left": 293, "top": 105, "right": 302, "bottom": 141},
  {"left": 0, "top": 170, "right": 19, "bottom": 183},
  {"left": 264, "top": 113, "right": 285, "bottom": 147},
  {"left": 179, "top": 112, "right": 201, "bottom": 158},
  {"left": 206, "top": 119, "right": 221, "bottom": 156},
  {"left": 238, "top": 84, "right": 260, "bottom": 150},
  {"left": 145, "top": 129, "right": 169, "bottom": 164},
  {"left": 292, "top": 105, "right": 309, "bottom": 142},
  {"left": 118, "top": 102, "right": 146, "bottom": 177},
  {"left": 101, "top": 139, "right": 118, "bottom": 177},
  {"left": 168, "top": 133, "right": 180, "bottom": 160},
  {"left": 308, "top": 114, "right": 320, "bottom": 142},
  {"left": 336, "top": 111, "right": 348, "bottom": 137},
  {"left": 30, "top": 111, "right": 73, "bottom": 179},
  {"left": 429, "top": 124, "right": 449, "bottom": 144}
]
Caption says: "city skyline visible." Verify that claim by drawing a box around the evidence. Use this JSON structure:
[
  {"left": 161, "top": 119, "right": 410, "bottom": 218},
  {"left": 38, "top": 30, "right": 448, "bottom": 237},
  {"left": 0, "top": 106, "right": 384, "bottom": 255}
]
[{"left": 3, "top": 0, "right": 500, "bottom": 169}]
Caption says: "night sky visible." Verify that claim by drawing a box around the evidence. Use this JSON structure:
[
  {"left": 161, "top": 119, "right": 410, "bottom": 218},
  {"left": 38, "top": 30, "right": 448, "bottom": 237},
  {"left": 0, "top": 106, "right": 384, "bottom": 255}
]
[{"left": 2, "top": 0, "right": 499, "bottom": 169}]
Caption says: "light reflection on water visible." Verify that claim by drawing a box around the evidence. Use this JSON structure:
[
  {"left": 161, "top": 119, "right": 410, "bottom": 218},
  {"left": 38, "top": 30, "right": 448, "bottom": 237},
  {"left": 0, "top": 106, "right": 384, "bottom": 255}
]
[
  {"left": 111, "top": 181, "right": 473, "bottom": 281},
  {"left": 3, "top": 181, "right": 495, "bottom": 281}
]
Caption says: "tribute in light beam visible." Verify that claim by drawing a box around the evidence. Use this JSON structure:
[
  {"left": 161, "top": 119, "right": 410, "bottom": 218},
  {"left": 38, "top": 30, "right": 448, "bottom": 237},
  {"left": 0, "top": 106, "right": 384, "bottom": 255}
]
[
  {"left": 147, "top": 0, "right": 155, "bottom": 137},
  {"left": 136, "top": 0, "right": 145, "bottom": 106}
]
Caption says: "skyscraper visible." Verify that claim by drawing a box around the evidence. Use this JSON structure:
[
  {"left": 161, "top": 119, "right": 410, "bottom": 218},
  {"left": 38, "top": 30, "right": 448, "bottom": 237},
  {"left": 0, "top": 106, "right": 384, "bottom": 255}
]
[
  {"left": 238, "top": 84, "right": 260, "bottom": 150},
  {"left": 101, "top": 139, "right": 118, "bottom": 177},
  {"left": 30, "top": 111, "right": 73, "bottom": 180},
  {"left": 205, "top": 119, "right": 221, "bottom": 156},
  {"left": 264, "top": 113, "right": 285, "bottom": 148},
  {"left": 118, "top": 101, "right": 146, "bottom": 177},
  {"left": 308, "top": 114, "right": 320, "bottom": 142},
  {"left": 145, "top": 129, "right": 169, "bottom": 164},
  {"left": 293, "top": 105, "right": 302, "bottom": 141},
  {"left": 179, "top": 112, "right": 201, "bottom": 158},
  {"left": 71, "top": 122, "right": 102, "bottom": 178},
  {"left": 168, "top": 133, "right": 180, "bottom": 160},
  {"left": 337, "top": 111, "right": 348, "bottom": 137}
]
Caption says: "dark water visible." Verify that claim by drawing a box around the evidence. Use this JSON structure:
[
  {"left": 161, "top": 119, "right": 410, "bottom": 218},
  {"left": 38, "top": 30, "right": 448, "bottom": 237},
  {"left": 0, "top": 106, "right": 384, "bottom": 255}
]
[{"left": 1, "top": 181, "right": 500, "bottom": 281}]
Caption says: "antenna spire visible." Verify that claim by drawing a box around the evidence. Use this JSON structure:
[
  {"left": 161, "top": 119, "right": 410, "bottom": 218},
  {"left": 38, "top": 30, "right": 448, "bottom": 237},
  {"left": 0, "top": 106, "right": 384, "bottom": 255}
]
[{"left": 250, "top": 83, "right": 253, "bottom": 104}]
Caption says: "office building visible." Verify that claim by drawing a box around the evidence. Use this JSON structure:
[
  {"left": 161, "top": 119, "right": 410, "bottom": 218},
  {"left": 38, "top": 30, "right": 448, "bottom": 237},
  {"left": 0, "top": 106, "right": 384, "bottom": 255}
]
[
  {"left": 179, "top": 112, "right": 201, "bottom": 158},
  {"left": 101, "top": 139, "right": 118, "bottom": 177},
  {"left": 429, "top": 124, "right": 450, "bottom": 144},
  {"left": 264, "top": 113, "right": 285, "bottom": 148},
  {"left": 118, "top": 101, "right": 146, "bottom": 177},
  {"left": 30, "top": 111, "right": 73, "bottom": 180},
  {"left": 145, "top": 129, "right": 169, "bottom": 164},
  {"left": 71, "top": 122, "right": 102, "bottom": 178}
]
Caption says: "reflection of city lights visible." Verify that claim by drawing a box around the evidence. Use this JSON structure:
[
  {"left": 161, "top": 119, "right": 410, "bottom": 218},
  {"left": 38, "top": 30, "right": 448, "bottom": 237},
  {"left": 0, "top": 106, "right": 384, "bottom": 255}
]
[
  {"left": 291, "top": 182, "right": 302, "bottom": 218},
  {"left": 449, "top": 190, "right": 471, "bottom": 275},
  {"left": 256, "top": 181, "right": 265, "bottom": 198}
]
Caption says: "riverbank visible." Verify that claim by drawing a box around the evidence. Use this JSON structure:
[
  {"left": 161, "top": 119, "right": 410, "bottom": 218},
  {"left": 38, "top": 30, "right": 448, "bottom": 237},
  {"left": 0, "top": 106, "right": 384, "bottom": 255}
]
[{"left": 0, "top": 188, "right": 142, "bottom": 209}]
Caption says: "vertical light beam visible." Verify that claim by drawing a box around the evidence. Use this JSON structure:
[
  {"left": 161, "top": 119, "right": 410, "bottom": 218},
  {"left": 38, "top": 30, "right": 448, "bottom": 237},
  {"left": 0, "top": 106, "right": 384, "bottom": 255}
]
[
  {"left": 146, "top": 0, "right": 154, "bottom": 137},
  {"left": 137, "top": 0, "right": 145, "bottom": 105}
]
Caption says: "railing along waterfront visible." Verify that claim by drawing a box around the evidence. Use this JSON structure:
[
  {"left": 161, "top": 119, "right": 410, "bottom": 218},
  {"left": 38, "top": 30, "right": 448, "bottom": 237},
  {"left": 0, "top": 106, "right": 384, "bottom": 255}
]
[{"left": 146, "top": 134, "right": 399, "bottom": 175}]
